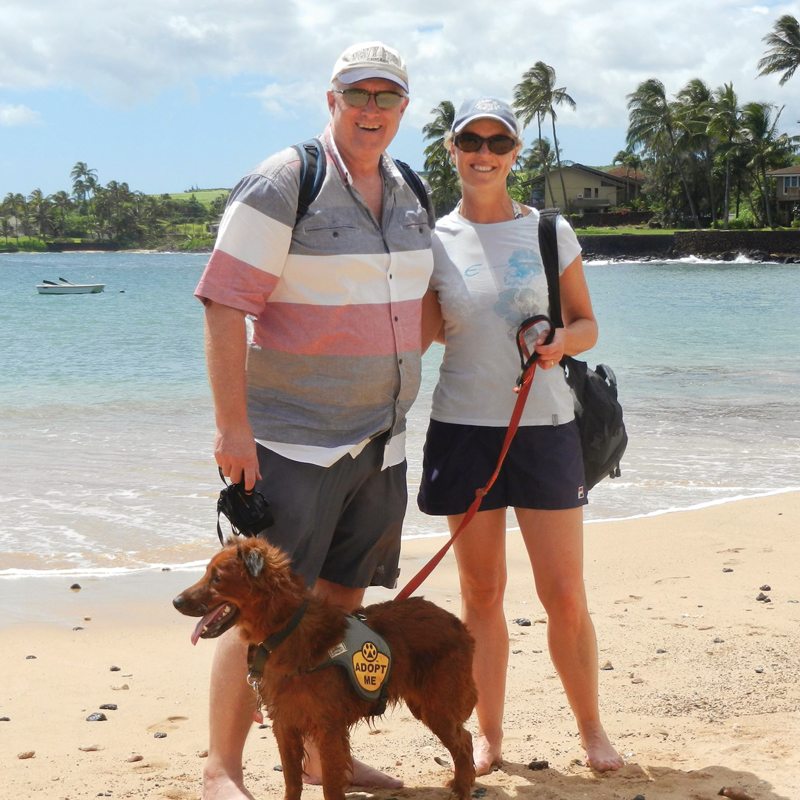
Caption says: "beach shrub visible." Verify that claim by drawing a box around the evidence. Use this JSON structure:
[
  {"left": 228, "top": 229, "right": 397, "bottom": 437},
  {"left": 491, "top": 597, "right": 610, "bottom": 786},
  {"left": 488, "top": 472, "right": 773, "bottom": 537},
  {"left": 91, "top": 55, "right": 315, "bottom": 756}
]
[{"left": 728, "top": 209, "right": 757, "bottom": 230}]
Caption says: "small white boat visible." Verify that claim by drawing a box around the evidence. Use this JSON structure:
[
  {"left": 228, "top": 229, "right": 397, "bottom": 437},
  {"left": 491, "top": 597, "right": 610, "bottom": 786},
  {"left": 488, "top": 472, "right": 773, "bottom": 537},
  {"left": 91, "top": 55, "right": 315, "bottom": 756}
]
[{"left": 37, "top": 278, "right": 105, "bottom": 295}]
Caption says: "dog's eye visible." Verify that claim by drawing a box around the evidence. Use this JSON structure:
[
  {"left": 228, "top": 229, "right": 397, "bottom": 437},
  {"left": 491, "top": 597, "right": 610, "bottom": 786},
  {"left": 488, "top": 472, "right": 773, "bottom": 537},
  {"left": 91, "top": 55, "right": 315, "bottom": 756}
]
[{"left": 211, "top": 573, "right": 222, "bottom": 584}]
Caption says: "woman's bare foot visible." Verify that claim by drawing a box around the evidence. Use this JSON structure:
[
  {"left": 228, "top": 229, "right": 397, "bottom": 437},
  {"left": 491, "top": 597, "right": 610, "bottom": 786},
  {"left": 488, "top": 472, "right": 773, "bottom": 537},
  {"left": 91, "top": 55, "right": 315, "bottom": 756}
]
[
  {"left": 302, "top": 755, "right": 404, "bottom": 789},
  {"left": 202, "top": 768, "right": 256, "bottom": 800},
  {"left": 581, "top": 724, "right": 623, "bottom": 772},
  {"left": 473, "top": 732, "right": 503, "bottom": 777}
]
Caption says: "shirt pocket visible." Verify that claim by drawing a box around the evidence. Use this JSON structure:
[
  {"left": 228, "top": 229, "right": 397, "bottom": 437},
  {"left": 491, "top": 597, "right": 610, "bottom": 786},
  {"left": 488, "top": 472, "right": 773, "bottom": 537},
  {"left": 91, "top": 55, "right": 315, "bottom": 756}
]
[{"left": 293, "top": 222, "right": 360, "bottom": 255}]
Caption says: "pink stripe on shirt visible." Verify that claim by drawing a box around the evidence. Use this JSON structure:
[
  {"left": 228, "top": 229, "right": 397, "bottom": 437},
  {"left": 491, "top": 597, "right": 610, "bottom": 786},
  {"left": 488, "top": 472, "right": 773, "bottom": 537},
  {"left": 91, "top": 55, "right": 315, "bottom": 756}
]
[
  {"left": 252, "top": 298, "right": 422, "bottom": 356},
  {"left": 195, "top": 250, "right": 280, "bottom": 314}
]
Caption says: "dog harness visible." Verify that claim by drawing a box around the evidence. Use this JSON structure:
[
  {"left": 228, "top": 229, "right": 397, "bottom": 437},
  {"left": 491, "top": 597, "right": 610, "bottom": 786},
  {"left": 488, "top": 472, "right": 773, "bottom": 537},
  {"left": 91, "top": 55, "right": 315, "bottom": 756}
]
[
  {"left": 247, "top": 606, "right": 392, "bottom": 716},
  {"left": 310, "top": 614, "right": 392, "bottom": 705}
]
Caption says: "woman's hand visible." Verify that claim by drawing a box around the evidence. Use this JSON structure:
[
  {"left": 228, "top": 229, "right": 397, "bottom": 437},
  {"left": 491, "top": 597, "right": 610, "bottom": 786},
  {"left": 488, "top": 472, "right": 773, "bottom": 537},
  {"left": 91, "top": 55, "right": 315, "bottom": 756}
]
[{"left": 534, "top": 327, "right": 566, "bottom": 369}]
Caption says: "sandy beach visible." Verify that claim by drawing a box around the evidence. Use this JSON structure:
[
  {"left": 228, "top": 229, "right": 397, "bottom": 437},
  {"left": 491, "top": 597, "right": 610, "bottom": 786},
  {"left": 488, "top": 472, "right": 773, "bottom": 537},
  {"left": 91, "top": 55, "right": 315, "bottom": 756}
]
[{"left": 2, "top": 491, "right": 799, "bottom": 800}]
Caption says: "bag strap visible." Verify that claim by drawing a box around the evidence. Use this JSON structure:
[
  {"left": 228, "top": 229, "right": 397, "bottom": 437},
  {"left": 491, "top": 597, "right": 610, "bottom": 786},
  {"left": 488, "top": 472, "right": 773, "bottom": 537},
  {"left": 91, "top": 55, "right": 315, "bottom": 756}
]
[
  {"left": 291, "top": 138, "right": 326, "bottom": 223},
  {"left": 292, "top": 138, "right": 431, "bottom": 223},
  {"left": 394, "top": 158, "right": 431, "bottom": 216},
  {"left": 538, "top": 208, "right": 564, "bottom": 329}
]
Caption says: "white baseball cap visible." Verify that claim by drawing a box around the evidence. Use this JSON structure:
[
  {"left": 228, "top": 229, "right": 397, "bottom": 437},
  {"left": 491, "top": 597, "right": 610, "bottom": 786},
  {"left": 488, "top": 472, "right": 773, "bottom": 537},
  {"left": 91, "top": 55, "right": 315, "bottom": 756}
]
[
  {"left": 331, "top": 41, "right": 409, "bottom": 93},
  {"left": 452, "top": 97, "right": 521, "bottom": 138}
]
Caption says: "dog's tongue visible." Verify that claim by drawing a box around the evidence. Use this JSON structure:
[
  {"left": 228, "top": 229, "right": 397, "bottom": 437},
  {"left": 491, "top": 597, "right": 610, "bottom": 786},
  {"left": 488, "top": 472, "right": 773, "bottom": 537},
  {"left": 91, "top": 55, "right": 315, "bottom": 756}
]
[{"left": 190, "top": 606, "right": 226, "bottom": 646}]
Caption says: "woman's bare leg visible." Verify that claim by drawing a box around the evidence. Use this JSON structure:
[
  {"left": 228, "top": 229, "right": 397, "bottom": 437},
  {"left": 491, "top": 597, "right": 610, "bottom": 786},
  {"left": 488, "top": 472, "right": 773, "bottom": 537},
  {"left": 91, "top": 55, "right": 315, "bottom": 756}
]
[
  {"left": 450, "top": 508, "right": 509, "bottom": 776},
  {"left": 516, "top": 507, "right": 622, "bottom": 772}
]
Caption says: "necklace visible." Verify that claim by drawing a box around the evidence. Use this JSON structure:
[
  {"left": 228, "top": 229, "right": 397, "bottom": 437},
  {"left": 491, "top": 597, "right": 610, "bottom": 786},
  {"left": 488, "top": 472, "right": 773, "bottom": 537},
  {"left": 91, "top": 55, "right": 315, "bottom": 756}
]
[{"left": 456, "top": 198, "right": 525, "bottom": 221}]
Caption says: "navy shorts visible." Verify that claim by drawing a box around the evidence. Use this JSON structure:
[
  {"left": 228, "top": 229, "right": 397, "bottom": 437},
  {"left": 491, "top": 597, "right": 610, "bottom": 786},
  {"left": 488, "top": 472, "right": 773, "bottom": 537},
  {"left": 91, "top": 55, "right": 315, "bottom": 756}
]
[
  {"left": 251, "top": 437, "right": 407, "bottom": 590},
  {"left": 417, "top": 419, "right": 588, "bottom": 515}
]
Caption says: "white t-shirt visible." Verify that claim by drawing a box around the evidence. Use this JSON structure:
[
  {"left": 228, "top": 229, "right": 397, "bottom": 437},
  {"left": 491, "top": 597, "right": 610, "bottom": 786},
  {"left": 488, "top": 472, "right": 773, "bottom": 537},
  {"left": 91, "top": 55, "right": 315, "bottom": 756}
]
[{"left": 430, "top": 207, "right": 582, "bottom": 427}]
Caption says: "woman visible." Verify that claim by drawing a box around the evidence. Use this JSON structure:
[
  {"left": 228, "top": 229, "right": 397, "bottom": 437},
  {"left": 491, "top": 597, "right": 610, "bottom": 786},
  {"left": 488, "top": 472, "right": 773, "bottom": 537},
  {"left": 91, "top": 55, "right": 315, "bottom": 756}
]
[{"left": 419, "top": 97, "right": 623, "bottom": 775}]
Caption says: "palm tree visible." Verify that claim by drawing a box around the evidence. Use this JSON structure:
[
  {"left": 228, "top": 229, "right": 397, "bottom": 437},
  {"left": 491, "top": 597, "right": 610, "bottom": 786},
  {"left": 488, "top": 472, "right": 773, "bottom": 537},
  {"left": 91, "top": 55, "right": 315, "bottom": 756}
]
[
  {"left": 0, "top": 217, "right": 13, "bottom": 243},
  {"left": 514, "top": 138, "right": 556, "bottom": 206},
  {"left": 422, "top": 101, "right": 459, "bottom": 217},
  {"left": 70, "top": 162, "right": 99, "bottom": 217},
  {"left": 51, "top": 190, "right": 73, "bottom": 235},
  {"left": 612, "top": 147, "right": 643, "bottom": 205},
  {"left": 514, "top": 62, "right": 576, "bottom": 213},
  {"left": 676, "top": 78, "right": 719, "bottom": 227},
  {"left": 738, "top": 101, "right": 798, "bottom": 227},
  {"left": 758, "top": 15, "right": 800, "bottom": 86},
  {"left": 707, "top": 83, "right": 741, "bottom": 229},
  {"left": 627, "top": 78, "right": 701, "bottom": 228},
  {"left": 3, "top": 193, "right": 25, "bottom": 240}
]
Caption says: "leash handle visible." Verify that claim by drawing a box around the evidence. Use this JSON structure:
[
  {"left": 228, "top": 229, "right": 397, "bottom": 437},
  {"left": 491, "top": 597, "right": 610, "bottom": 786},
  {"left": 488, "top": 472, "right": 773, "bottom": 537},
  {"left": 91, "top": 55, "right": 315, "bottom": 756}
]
[
  {"left": 395, "top": 342, "right": 542, "bottom": 601},
  {"left": 516, "top": 315, "right": 554, "bottom": 388}
]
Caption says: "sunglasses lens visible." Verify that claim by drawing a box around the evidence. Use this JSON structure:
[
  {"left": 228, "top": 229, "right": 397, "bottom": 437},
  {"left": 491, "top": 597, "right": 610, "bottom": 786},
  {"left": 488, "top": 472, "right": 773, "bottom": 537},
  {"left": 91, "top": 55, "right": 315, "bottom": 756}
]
[
  {"left": 341, "top": 89, "right": 370, "bottom": 107},
  {"left": 455, "top": 133, "right": 482, "bottom": 152},
  {"left": 488, "top": 136, "right": 516, "bottom": 155},
  {"left": 374, "top": 92, "right": 403, "bottom": 110}
]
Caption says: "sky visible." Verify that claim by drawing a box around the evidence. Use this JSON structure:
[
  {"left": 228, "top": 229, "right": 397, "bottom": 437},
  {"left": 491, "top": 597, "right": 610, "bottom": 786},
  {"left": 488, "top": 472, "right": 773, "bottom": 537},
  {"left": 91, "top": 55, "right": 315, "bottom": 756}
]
[{"left": 2, "top": 0, "right": 799, "bottom": 198}]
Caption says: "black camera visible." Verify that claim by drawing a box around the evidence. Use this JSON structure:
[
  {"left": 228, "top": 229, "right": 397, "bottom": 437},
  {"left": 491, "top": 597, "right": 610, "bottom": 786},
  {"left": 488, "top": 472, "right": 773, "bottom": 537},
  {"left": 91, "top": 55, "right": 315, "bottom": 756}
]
[{"left": 216, "top": 469, "right": 274, "bottom": 544}]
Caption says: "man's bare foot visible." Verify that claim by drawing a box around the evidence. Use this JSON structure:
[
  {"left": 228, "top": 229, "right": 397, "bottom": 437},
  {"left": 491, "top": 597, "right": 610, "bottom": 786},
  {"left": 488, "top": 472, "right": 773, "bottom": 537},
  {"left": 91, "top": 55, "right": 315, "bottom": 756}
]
[
  {"left": 581, "top": 724, "right": 623, "bottom": 772},
  {"left": 302, "top": 756, "right": 404, "bottom": 789},
  {"left": 473, "top": 732, "right": 503, "bottom": 777},
  {"left": 202, "top": 768, "right": 256, "bottom": 800}
]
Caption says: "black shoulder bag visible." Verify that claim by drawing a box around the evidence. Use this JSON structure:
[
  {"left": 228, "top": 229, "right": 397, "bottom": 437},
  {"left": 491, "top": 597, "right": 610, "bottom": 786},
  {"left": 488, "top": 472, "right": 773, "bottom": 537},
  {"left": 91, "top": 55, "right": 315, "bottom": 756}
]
[{"left": 538, "top": 209, "right": 628, "bottom": 490}]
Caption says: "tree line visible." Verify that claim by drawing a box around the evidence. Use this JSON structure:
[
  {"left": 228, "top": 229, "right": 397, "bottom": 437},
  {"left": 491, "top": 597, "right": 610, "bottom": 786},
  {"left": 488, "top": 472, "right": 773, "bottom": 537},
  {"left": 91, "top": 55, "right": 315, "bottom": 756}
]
[
  {"left": 1, "top": 162, "right": 229, "bottom": 248},
  {"left": 423, "top": 14, "right": 800, "bottom": 228}
]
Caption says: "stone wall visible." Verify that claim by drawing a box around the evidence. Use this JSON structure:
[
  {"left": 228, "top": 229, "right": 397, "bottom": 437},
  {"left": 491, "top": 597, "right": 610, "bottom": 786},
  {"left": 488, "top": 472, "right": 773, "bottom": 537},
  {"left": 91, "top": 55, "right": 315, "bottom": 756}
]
[
  {"left": 578, "top": 231, "right": 800, "bottom": 261},
  {"left": 577, "top": 235, "right": 675, "bottom": 260},
  {"left": 673, "top": 231, "right": 800, "bottom": 259},
  {"left": 46, "top": 242, "right": 120, "bottom": 252}
]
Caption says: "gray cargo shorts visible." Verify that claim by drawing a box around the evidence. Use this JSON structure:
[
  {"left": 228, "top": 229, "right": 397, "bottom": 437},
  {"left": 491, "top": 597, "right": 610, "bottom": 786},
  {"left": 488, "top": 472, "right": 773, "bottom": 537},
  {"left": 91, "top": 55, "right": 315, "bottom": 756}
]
[{"left": 252, "top": 436, "right": 407, "bottom": 590}]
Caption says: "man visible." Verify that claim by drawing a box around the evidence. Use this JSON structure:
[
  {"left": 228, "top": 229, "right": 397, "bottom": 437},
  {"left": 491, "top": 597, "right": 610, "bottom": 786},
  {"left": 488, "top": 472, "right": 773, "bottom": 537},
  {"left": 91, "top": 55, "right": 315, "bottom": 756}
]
[{"left": 194, "top": 42, "right": 433, "bottom": 799}]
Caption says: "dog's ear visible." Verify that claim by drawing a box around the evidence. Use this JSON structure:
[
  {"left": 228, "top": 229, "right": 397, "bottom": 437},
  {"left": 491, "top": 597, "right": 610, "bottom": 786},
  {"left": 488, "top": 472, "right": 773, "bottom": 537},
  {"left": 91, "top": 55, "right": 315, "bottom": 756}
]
[{"left": 243, "top": 548, "right": 265, "bottom": 578}]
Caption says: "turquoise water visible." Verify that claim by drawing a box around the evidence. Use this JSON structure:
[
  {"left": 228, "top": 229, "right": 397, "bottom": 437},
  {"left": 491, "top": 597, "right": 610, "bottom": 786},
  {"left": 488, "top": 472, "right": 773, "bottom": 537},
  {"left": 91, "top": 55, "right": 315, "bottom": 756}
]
[{"left": 1, "top": 251, "right": 799, "bottom": 575}]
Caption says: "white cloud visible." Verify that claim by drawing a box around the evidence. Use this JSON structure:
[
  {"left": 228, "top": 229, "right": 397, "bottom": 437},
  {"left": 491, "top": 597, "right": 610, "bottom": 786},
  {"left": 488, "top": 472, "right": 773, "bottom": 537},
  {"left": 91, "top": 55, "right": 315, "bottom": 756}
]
[
  {"left": 0, "top": 104, "right": 41, "bottom": 126},
  {"left": 0, "top": 0, "right": 798, "bottom": 134}
]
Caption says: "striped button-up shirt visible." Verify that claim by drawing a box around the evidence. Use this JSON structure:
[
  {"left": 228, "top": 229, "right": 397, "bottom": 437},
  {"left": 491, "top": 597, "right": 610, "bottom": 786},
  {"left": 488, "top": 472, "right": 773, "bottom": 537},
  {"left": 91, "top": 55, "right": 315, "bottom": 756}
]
[{"left": 195, "top": 127, "right": 434, "bottom": 467}]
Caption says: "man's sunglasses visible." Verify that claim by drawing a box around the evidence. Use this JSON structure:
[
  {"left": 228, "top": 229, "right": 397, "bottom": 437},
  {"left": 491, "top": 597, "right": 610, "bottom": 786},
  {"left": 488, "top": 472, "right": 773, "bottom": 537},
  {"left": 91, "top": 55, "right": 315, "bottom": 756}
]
[
  {"left": 453, "top": 132, "right": 518, "bottom": 155},
  {"left": 333, "top": 88, "right": 407, "bottom": 110}
]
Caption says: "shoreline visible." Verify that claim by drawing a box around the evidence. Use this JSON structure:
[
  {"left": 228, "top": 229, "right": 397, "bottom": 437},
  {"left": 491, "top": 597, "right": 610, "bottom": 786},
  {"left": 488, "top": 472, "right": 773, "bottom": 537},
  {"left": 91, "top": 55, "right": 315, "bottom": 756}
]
[
  {"left": 4, "top": 229, "right": 800, "bottom": 262},
  {"left": 3, "top": 487, "right": 800, "bottom": 581},
  {"left": 3, "top": 491, "right": 799, "bottom": 799}
]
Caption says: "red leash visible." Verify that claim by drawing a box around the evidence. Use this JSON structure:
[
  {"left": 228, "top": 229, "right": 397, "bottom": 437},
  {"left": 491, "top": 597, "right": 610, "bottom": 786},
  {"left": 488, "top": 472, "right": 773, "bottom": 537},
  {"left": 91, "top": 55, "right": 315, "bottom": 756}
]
[{"left": 395, "top": 315, "right": 553, "bottom": 601}]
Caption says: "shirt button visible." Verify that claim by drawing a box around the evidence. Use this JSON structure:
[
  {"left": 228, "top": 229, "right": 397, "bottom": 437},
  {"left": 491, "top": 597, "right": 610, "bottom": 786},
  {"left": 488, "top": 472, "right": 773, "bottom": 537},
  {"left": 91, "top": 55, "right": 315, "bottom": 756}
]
[
  {"left": 389, "top": 274, "right": 393, "bottom": 279},
  {"left": 398, "top": 358, "right": 403, "bottom": 365},
  {"left": 394, "top": 316, "right": 398, "bottom": 322}
]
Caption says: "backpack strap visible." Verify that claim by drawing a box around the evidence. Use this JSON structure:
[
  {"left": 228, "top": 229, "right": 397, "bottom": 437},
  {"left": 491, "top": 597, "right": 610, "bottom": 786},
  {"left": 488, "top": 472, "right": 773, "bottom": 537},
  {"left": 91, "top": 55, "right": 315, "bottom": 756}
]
[
  {"left": 291, "top": 138, "right": 326, "bottom": 223},
  {"left": 537, "top": 208, "right": 564, "bottom": 329},
  {"left": 394, "top": 158, "right": 431, "bottom": 216}
]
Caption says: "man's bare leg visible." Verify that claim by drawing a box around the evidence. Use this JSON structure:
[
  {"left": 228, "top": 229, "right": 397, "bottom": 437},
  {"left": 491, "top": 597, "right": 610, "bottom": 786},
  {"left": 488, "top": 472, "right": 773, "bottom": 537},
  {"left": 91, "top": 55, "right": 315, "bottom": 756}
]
[
  {"left": 301, "top": 577, "right": 403, "bottom": 789},
  {"left": 203, "top": 631, "right": 257, "bottom": 800}
]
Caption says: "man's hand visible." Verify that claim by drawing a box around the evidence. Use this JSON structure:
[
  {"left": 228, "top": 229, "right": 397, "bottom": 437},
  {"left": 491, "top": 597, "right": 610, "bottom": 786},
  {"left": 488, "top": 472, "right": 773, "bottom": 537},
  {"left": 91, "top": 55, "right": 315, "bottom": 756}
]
[{"left": 215, "top": 424, "right": 261, "bottom": 491}]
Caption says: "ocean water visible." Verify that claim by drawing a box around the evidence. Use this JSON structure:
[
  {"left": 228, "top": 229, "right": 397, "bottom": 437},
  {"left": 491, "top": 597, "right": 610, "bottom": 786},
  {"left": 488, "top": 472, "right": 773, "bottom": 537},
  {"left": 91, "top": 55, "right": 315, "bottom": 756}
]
[{"left": 1, "top": 251, "right": 799, "bottom": 578}]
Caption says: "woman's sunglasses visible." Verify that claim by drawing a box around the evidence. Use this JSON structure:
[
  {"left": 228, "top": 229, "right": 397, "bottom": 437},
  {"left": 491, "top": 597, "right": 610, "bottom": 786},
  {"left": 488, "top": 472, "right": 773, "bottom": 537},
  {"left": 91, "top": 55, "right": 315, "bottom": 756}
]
[
  {"left": 333, "top": 88, "right": 407, "bottom": 110},
  {"left": 453, "top": 132, "right": 518, "bottom": 155}
]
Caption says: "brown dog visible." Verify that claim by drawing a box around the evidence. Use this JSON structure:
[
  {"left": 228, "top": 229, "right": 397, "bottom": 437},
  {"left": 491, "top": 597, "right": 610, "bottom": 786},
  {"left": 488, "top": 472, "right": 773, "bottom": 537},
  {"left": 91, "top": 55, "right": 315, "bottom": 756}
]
[{"left": 173, "top": 538, "right": 477, "bottom": 800}]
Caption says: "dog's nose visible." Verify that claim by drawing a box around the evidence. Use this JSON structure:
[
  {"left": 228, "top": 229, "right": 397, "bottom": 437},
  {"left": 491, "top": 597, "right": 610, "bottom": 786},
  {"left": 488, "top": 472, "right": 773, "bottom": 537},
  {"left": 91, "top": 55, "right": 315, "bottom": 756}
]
[{"left": 172, "top": 595, "right": 185, "bottom": 611}]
